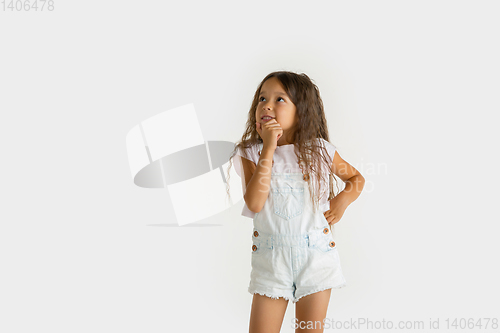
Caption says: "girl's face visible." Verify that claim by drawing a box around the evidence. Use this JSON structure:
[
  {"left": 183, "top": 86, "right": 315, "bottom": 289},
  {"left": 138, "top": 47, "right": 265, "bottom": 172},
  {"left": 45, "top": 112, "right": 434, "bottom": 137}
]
[{"left": 256, "top": 77, "right": 297, "bottom": 144}]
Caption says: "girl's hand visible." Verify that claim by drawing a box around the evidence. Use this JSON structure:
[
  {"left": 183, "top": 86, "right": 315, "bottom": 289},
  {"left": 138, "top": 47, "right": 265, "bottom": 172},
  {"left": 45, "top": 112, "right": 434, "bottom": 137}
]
[
  {"left": 323, "top": 194, "right": 349, "bottom": 226},
  {"left": 256, "top": 119, "right": 283, "bottom": 151}
]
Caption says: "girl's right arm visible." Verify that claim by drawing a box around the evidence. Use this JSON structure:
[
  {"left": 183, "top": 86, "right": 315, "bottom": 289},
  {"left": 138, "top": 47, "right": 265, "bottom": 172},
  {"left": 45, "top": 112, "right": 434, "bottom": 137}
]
[{"left": 242, "top": 147, "right": 275, "bottom": 213}]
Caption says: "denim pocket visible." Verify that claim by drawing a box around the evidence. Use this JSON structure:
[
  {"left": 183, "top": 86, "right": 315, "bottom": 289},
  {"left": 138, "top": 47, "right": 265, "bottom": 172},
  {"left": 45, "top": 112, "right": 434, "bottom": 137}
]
[{"left": 271, "top": 187, "right": 304, "bottom": 220}]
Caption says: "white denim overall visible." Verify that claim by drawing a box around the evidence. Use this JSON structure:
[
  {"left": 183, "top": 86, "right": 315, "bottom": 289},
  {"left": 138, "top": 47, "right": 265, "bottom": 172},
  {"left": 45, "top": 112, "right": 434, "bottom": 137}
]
[{"left": 248, "top": 143, "right": 347, "bottom": 303}]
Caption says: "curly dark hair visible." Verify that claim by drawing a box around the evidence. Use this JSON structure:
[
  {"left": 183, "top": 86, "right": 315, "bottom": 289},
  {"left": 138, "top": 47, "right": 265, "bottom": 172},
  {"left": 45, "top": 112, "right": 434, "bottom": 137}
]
[{"left": 225, "top": 70, "right": 341, "bottom": 218}]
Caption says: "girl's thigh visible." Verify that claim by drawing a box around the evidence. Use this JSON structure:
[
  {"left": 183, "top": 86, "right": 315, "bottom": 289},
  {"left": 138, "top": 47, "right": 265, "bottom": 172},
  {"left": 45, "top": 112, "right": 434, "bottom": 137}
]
[
  {"left": 294, "top": 289, "right": 332, "bottom": 332},
  {"left": 249, "top": 294, "right": 289, "bottom": 333}
]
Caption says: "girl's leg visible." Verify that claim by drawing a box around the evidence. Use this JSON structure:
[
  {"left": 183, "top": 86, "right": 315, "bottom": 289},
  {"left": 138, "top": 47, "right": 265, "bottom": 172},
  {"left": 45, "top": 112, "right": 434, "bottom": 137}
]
[
  {"left": 249, "top": 294, "right": 289, "bottom": 333},
  {"left": 294, "top": 289, "right": 331, "bottom": 333}
]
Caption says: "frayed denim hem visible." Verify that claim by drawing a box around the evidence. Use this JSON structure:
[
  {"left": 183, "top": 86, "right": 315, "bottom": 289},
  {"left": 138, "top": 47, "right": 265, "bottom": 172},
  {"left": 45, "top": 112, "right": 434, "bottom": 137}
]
[
  {"left": 248, "top": 287, "right": 294, "bottom": 302},
  {"left": 292, "top": 282, "right": 347, "bottom": 304}
]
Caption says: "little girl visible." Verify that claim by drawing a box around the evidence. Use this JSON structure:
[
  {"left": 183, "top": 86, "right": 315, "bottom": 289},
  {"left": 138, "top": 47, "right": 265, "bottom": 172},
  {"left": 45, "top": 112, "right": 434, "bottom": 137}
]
[{"left": 227, "top": 71, "right": 365, "bottom": 333}]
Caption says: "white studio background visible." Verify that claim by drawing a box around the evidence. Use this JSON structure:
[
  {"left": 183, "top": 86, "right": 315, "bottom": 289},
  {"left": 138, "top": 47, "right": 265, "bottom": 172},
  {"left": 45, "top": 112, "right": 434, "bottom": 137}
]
[{"left": 1, "top": 1, "right": 499, "bottom": 332}]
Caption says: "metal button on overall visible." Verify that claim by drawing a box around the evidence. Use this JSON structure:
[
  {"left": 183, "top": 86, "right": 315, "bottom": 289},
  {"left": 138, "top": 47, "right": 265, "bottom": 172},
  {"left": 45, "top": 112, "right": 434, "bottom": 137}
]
[
  {"left": 252, "top": 245, "right": 257, "bottom": 251},
  {"left": 254, "top": 230, "right": 259, "bottom": 237},
  {"left": 323, "top": 227, "right": 329, "bottom": 234},
  {"left": 329, "top": 241, "right": 335, "bottom": 248}
]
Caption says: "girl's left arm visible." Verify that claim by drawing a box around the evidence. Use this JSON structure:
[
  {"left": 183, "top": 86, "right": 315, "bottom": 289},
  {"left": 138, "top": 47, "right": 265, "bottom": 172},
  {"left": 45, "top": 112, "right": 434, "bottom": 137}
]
[{"left": 330, "top": 150, "right": 365, "bottom": 208}]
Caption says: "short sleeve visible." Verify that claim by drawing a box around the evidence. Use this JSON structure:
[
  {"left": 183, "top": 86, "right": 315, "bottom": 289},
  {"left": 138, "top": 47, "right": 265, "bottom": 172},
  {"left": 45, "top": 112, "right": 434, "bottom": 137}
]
[
  {"left": 231, "top": 144, "right": 259, "bottom": 219},
  {"left": 235, "top": 145, "right": 258, "bottom": 163},
  {"left": 232, "top": 144, "right": 258, "bottom": 179},
  {"left": 320, "top": 138, "right": 337, "bottom": 165}
]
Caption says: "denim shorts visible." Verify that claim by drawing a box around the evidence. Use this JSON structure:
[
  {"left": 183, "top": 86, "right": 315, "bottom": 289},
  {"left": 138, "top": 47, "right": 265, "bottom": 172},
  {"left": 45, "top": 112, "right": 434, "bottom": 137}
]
[
  {"left": 248, "top": 227, "right": 347, "bottom": 303},
  {"left": 247, "top": 166, "right": 347, "bottom": 303}
]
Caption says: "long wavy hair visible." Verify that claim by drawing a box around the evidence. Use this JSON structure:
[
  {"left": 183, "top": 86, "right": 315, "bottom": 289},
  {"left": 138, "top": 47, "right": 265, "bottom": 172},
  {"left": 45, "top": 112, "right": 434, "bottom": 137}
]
[{"left": 225, "top": 71, "right": 341, "bottom": 219}]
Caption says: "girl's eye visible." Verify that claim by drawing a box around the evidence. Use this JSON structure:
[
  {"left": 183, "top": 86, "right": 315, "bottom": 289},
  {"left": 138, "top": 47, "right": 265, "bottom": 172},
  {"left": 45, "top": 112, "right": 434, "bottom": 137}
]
[{"left": 259, "top": 96, "right": 285, "bottom": 102}]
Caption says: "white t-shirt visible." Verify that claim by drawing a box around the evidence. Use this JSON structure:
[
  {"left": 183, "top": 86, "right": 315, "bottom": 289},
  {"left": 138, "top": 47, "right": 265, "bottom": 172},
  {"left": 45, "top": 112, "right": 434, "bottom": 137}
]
[{"left": 232, "top": 138, "right": 337, "bottom": 219}]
